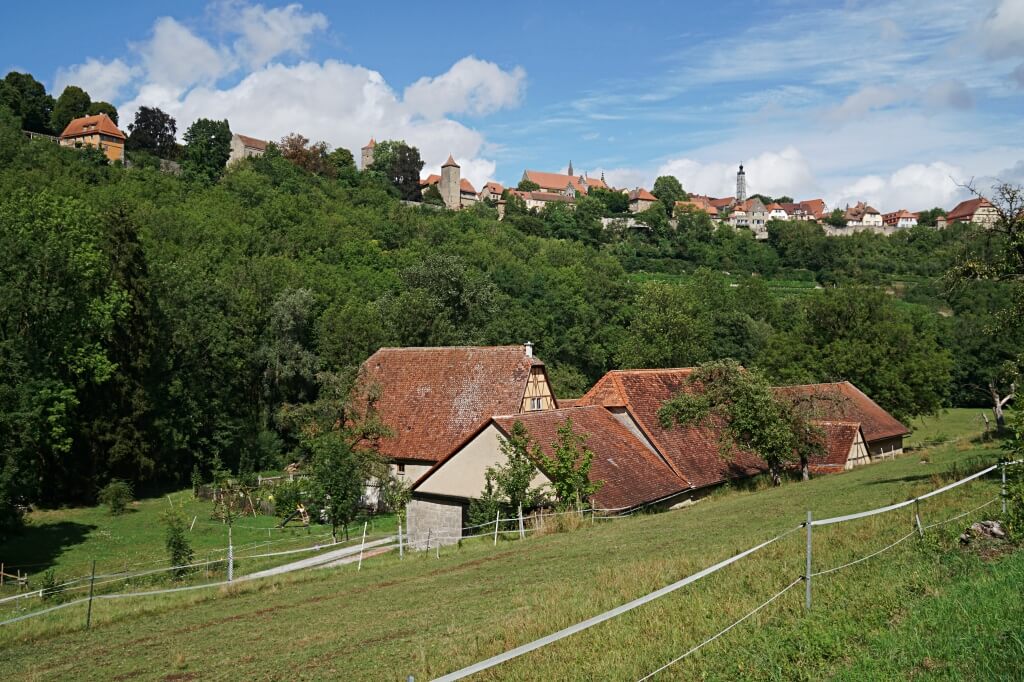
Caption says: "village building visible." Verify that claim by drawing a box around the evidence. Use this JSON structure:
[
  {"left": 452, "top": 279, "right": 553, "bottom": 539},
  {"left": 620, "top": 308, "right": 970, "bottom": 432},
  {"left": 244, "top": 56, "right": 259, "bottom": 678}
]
[
  {"left": 420, "top": 155, "right": 478, "bottom": 209},
  {"left": 945, "top": 197, "right": 998, "bottom": 228},
  {"left": 728, "top": 197, "right": 770, "bottom": 239},
  {"left": 882, "top": 210, "right": 918, "bottom": 228},
  {"left": 627, "top": 188, "right": 658, "bottom": 213},
  {"left": 509, "top": 189, "right": 575, "bottom": 211},
  {"left": 58, "top": 113, "right": 126, "bottom": 162},
  {"left": 779, "top": 199, "right": 827, "bottom": 222},
  {"left": 843, "top": 201, "right": 883, "bottom": 228},
  {"left": 767, "top": 203, "right": 788, "bottom": 221},
  {"left": 478, "top": 181, "right": 505, "bottom": 203},
  {"left": 520, "top": 162, "right": 608, "bottom": 198},
  {"left": 675, "top": 196, "right": 720, "bottom": 220},
  {"left": 360, "top": 138, "right": 375, "bottom": 168},
  {"left": 408, "top": 406, "right": 690, "bottom": 547},
  {"left": 354, "top": 344, "right": 556, "bottom": 485},
  {"left": 774, "top": 381, "right": 909, "bottom": 457},
  {"left": 227, "top": 133, "right": 268, "bottom": 165}
]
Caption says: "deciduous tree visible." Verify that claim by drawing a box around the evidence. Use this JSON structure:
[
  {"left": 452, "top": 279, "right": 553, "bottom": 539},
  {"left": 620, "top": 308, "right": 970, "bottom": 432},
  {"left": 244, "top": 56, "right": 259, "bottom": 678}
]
[
  {"left": 182, "top": 118, "right": 232, "bottom": 184},
  {"left": 50, "top": 85, "right": 92, "bottom": 134}
]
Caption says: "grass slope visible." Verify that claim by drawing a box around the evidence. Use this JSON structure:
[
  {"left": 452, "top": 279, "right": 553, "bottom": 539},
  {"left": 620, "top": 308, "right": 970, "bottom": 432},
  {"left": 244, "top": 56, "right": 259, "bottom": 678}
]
[
  {"left": 0, "top": 439, "right": 1016, "bottom": 681},
  {"left": 0, "top": 488, "right": 397, "bottom": 597}
]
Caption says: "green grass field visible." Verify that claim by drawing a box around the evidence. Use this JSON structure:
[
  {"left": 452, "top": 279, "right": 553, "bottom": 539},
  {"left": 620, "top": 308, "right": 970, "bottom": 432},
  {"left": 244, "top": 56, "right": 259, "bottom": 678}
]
[
  {"left": 0, "top": 487, "right": 397, "bottom": 601},
  {"left": 905, "top": 407, "right": 1002, "bottom": 449},
  {"left": 0, "top": 433, "right": 1018, "bottom": 680}
]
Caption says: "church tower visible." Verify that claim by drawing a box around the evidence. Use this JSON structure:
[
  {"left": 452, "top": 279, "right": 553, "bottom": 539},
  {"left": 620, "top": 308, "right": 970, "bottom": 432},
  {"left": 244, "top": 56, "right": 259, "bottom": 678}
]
[
  {"left": 361, "top": 138, "right": 376, "bottom": 169},
  {"left": 568, "top": 160, "right": 574, "bottom": 177},
  {"left": 736, "top": 163, "right": 747, "bottom": 202},
  {"left": 440, "top": 154, "right": 461, "bottom": 210}
]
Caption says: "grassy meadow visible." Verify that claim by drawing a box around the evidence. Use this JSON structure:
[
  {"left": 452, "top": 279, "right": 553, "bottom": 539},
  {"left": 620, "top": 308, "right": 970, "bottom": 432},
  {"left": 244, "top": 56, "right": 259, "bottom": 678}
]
[{"left": 0, "top": 419, "right": 1019, "bottom": 680}]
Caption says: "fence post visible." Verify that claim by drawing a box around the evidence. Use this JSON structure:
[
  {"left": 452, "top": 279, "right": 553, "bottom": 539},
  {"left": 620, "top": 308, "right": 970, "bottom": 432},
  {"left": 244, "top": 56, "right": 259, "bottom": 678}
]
[
  {"left": 357, "top": 521, "right": 368, "bottom": 571},
  {"left": 805, "top": 511, "right": 812, "bottom": 611},
  {"left": 398, "top": 517, "right": 404, "bottom": 560},
  {"left": 85, "top": 559, "right": 96, "bottom": 629},
  {"left": 914, "top": 499, "right": 924, "bottom": 538},
  {"left": 1002, "top": 462, "right": 1008, "bottom": 515},
  {"left": 227, "top": 526, "right": 234, "bottom": 582},
  {"left": 518, "top": 505, "right": 525, "bottom": 540},
  {"left": 426, "top": 528, "right": 431, "bottom": 552},
  {"left": 494, "top": 511, "right": 500, "bottom": 546}
]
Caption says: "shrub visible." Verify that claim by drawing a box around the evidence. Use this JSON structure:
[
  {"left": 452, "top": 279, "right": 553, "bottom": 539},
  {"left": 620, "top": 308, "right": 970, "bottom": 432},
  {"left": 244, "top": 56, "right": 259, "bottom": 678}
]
[
  {"left": 98, "top": 480, "right": 133, "bottom": 515},
  {"left": 39, "top": 569, "right": 60, "bottom": 601},
  {"left": 162, "top": 509, "right": 195, "bottom": 578},
  {"left": 271, "top": 479, "right": 307, "bottom": 519}
]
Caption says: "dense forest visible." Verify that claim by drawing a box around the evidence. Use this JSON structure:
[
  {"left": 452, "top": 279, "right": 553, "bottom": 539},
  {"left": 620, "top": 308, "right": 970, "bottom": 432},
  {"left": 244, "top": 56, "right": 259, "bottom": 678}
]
[{"left": 0, "top": 95, "right": 1020, "bottom": 536}]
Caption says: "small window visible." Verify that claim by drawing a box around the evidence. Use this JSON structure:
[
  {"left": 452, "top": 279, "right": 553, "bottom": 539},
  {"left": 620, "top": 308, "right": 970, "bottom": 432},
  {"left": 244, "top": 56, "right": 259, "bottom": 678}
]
[
  {"left": 397, "top": 463, "right": 406, "bottom": 476},
  {"left": 530, "top": 397, "right": 543, "bottom": 410}
]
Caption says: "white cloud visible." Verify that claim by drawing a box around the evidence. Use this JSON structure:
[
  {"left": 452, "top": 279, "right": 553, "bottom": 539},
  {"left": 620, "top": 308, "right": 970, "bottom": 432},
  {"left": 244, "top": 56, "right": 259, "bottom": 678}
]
[
  {"left": 976, "top": 0, "right": 1024, "bottom": 59},
  {"left": 120, "top": 58, "right": 519, "bottom": 189},
  {"left": 656, "top": 147, "right": 817, "bottom": 200},
  {"left": 53, "top": 58, "right": 139, "bottom": 102},
  {"left": 134, "top": 17, "right": 234, "bottom": 90},
  {"left": 226, "top": 2, "right": 328, "bottom": 69},
  {"left": 832, "top": 162, "right": 967, "bottom": 210},
  {"left": 402, "top": 57, "right": 526, "bottom": 120}
]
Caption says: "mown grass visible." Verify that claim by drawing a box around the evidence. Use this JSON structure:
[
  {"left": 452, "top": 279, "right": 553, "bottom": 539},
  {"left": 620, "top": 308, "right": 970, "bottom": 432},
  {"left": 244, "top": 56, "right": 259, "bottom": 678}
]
[
  {"left": 0, "top": 487, "right": 397, "bottom": 599},
  {"left": 906, "top": 406, "right": 1003, "bottom": 449},
  {"left": 0, "top": 439, "right": 1018, "bottom": 680}
]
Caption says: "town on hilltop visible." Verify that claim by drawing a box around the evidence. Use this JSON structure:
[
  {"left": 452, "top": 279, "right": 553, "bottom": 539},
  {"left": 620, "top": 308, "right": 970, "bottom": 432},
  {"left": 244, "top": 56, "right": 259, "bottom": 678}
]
[{"left": 41, "top": 110, "right": 999, "bottom": 238}]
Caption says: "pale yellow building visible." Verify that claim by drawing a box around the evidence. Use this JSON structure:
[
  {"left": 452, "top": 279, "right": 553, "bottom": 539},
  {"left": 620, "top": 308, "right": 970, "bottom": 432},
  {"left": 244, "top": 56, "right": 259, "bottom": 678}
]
[{"left": 58, "top": 113, "right": 126, "bottom": 162}]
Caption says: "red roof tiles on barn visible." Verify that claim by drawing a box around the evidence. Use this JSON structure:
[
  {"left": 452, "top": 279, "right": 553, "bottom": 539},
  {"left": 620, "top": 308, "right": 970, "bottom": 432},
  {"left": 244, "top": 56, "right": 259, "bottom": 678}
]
[
  {"left": 491, "top": 407, "right": 690, "bottom": 510},
  {"left": 810, "top": 420, "right": 863, "bottom": 471},
  {"left": 774, "top": 382, "right": 908, "bottom": 444},
  {"left": 577, "top": 369, "right": 769, "bottom": 489},
  {"left": 357, "top": 346, "right": 549, "bottom": 464}
]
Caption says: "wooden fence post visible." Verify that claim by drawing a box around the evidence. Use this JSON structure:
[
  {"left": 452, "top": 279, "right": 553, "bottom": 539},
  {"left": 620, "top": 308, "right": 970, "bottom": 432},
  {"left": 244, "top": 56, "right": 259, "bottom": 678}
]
[
  {"left": 493, "top": 511, "right": 500, "bottom": 546},
  {"left": 357, "top": 521, "right": 368, "bottom": 571},
  {"left": 85, "top": 560, "right": 96, "bottom": 629}
]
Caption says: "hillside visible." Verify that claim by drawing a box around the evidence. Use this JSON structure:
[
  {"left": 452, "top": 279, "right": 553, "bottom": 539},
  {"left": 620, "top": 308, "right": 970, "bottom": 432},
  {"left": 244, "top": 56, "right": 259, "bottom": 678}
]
[{"left": 1, "top": 435, "right": 1016, "bottom": 680}]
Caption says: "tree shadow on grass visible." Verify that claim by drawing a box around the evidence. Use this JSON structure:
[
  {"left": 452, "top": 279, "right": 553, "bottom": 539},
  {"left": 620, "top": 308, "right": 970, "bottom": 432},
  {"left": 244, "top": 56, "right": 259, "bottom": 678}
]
[
  {"left": 865, "top": 473, "right": 935, "bottom": 486},
  {"left": 0, "top": 521, "right": 97, "bottom": 575}
]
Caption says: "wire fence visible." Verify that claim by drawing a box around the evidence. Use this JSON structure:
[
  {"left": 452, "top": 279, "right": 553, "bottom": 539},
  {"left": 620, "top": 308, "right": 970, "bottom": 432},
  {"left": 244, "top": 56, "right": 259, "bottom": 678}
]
[{"left": 431, "top": 458, "right": 1021, "bottom": 682}]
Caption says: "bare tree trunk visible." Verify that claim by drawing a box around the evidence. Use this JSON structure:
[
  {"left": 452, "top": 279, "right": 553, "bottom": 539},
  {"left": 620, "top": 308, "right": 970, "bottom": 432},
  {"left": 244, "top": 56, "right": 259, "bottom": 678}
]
[
  {"left": 800, "top": 457, "right": 810, "bottom": 482},
  {"left": 770, "top": 463, "right": 782, "bottom": 486},
  {"left": 989, "top": 381, "right": 1016, "bottom": 429}
]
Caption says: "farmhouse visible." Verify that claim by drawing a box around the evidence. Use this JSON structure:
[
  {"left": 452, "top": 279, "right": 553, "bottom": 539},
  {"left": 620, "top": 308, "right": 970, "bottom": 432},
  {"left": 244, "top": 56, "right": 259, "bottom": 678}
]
[
  {"left": 627, "top": 188, "right": 658, "bottom": 213},
  {"left": 774, "top": 381, "right": 909, "bottom": 457},
  {"left": 945, "top": 197, "right": 998, "bottom": 228},
  {"left": 58, "top": 113, "right": 125, "bottom": 162},
  {"left": 355, "top": 344, "right": 556, "bottom": 483},
  {"left": 407, "top": 406, "right": 691, "bottom": 547}
]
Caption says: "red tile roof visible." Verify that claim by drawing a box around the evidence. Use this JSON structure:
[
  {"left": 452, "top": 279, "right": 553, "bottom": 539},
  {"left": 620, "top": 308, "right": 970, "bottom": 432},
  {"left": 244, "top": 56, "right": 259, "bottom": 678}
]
[
  {"left": 363, "top": 138, "right": 376, "bottom": 148},
  {"left": 492, "top": 407, "right": 690, "bottom": 510},
  {"left": 420, "top": 174, "right": 477, "bottom": 194},
  {"left": 774, "top": 382, "right": 908, "bottom": 444},
  {"left": 557, "top": 398, "right": 581, "bottom": 409},
  {"left": 628, "top": 188, "right": 658, "bottom": 202},
  {"left": 946, "top": 197, "right": 992, "bottom": 223},
  {"left": 676, "top": 198, "right": 718, "bottom": 215},
  {"left": 577, "top": 369, "right": 769, "bottom": 489},
  {"left": 59, "top": 113, "right": 125, "bottom": 140},
  {"left": 357, "top": 346, "right": 547, "bottom": 463},
  {"left": 442, "top": 154, "right": 459, "bottom": 168},
  {"left": 523, "top": 170, "right": 607, "bottom": 194},
  {"left": 482, "top": 181, "right": 504, "bottom": 196},
  {"left": 709, "top": 197, "right": 735, "bottom": 209},
  {"left": 809, "top": 420, "right": 862, "bottom": 472},
  {"left": 236, "top": 133, "right": 268, "bottom": 151}
]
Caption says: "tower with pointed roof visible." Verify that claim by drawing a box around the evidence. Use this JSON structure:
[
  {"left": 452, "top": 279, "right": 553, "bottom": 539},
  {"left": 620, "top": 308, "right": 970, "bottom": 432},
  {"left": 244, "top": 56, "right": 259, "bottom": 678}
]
[
  {"left": 361, "top": 138, "right": 376, "bottom": 169},
  {"left": 736, "top": 163, "right": 747, "bottom": 203},
  {"left": 440, "top": 154, "right": 461, "bottom": 210},
  {"left": 567, "top": 160, "right": 574, "bottom": 177}
]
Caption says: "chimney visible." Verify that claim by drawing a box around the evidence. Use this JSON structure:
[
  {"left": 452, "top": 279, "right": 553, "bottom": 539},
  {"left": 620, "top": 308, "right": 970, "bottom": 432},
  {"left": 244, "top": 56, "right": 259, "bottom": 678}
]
[{"left": 523, "top": 342, "right": 533, "bottom": 358}]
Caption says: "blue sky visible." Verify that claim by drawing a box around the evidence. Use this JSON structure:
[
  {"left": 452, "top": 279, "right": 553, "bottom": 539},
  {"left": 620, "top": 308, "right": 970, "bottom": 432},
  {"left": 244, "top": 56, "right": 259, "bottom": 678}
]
[{"left": 4, "top": 0, "right": 1023, "bottom": 211}]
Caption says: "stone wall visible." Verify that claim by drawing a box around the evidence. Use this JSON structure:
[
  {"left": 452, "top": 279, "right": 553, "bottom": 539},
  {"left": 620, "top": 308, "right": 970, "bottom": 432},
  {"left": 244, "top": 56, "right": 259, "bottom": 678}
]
[{"left": 407, "top": 496, "right": 464, "bottom": 549}]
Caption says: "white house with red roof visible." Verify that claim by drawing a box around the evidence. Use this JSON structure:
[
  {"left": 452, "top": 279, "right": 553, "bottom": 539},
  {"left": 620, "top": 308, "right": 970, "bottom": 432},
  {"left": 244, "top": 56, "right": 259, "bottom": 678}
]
[{"left": 945, "top": 197, "right": 998, "bottom": 228}]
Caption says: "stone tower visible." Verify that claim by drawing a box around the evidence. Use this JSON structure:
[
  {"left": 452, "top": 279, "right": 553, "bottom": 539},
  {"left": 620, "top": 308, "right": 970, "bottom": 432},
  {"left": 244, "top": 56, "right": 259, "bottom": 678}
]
[
  {"left": 440, "top": 154, "right": 461, "bottom": 210},
  {"left": 567, "top": 160, "right": 574, "bottom": 177},
  {"left": 361, "top": 138, "right": 376, "bottom": 168},
  {"left": 736, "top": 163, "right": 747, "bottom": 202}
]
